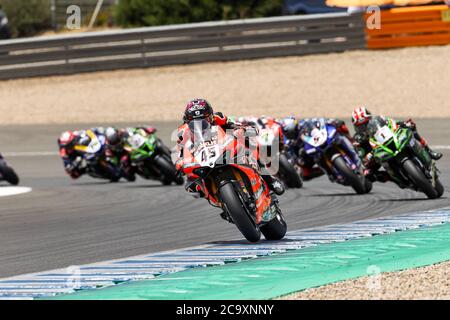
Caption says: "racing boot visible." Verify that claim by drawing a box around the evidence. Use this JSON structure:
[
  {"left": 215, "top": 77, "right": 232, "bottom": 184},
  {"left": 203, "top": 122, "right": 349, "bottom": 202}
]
[
  {"left": 417, "top": 137, "right": 443, "bottom": 161},
  {"left": 427, "top": 147, "right": 443, "bottom": 161},
  {"left": 185, "top": 179, "right": 205, "bottom": 199},
  {"left": 262, "top": 175, "right": 285, "bottom": 196}
]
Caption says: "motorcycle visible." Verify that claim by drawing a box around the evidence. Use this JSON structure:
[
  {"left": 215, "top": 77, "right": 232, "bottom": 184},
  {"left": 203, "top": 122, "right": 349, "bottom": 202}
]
[
  {"left": 368, "top": 116, "right": 444, "bottom": 199},
  {"left": 123, "top": 128, "right": 183, "bottom": 185},
  {"left": 253, "top": 117, "right": 303, "bottom": 189},
  {"left": 74, "top": 129, "right": 122, "bottom": 182},
  {"left": 301, "top": 118, "right": 371, "bottom": 194},
  {"left": 0, "top": 154, "right": 19, "bottom": 185},
  {"left": 181, "top": 120, "right": 287, "bottom": 242}
]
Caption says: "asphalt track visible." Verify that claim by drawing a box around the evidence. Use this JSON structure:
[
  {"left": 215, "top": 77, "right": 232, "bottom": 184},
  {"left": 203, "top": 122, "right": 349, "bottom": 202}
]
[{"left": 0, "top": 119, "right": 448, "bottom": 278}]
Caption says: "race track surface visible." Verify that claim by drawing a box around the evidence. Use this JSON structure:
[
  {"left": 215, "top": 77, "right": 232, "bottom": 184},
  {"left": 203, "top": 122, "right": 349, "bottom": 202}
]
[{"left": 0, "top": 119, "right": 448, "bottom": 278}]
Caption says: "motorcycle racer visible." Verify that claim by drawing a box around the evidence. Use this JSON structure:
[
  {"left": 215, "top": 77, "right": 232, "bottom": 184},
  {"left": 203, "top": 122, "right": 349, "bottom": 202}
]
[
  {"left": 58, "top": 130, "right": 86, "bottom": 179},
  {"left": 351, "top": 107, "right": 443, "bottom": 182},
  {"left": 119, "top": 125, "right": 170, "bottom": 182},
  {"left": 280, "top": 116, "right": 351, "bottom": 181},
  {"left": 175, "top": 99, "right": 285, "bottom": 199}
]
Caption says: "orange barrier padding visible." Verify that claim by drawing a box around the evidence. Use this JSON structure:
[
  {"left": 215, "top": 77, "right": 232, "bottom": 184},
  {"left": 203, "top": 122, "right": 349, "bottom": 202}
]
[
  {"left": 366, "top": 5, "right": 450, "bottom": 48},
  {"left": 327, "top": 0, "right": 445, "bottom": 7}
]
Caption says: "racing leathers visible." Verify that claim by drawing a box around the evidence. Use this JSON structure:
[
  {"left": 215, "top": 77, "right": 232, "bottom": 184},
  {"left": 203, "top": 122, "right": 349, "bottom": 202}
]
[
  {"left": 58, "top": 131, "right": 85, "bottom": 179},
  {"left": 285, "top": 118, "right": 350, "bottom": 181},
  {"left": 119, "top": 126, "right": 165, "bottom": 181},
  {"left": 175, "top": 112, "right": 285, "bottom": 198}
]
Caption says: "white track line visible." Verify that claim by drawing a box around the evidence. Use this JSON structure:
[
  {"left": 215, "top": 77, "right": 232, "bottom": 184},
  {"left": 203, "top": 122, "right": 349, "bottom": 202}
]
[
  {"left": 0, "top": 187, "right": 32, "bottom": 197},
  {"left": 432, "top": 145, "right": 450, "bottom": 150},
  {"left": 0, "top": 207, "right": 449, "bottom": 300},
  {"left": 3, "top": 145, "right": 449, "bottom": 157},
  {"left": 3, "top": 152, "right": 58, "bottom": 157}
]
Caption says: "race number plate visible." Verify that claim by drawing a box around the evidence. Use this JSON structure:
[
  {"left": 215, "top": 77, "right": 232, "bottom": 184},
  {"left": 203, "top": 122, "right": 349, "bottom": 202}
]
[
  {"left": 194, "top": 145, "right": 220, "bottom": 167},
  {"left": 374, "top": 126, "right": 394, "bottom": 145},
  {"left": 86, "top": 136, "right": 103, "bottom": 153},
  {"left": 128, "top": 134, "right": 146, "bottom": 149}
]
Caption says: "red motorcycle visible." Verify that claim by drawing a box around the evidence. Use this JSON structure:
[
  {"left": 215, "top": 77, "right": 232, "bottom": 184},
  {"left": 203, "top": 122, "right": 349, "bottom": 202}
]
[
  {"left": 181, "top": 121, "right": 287, "bottom": 242},
  {"left": 242, "top": 116, "right": 303, "bottom": 189}
]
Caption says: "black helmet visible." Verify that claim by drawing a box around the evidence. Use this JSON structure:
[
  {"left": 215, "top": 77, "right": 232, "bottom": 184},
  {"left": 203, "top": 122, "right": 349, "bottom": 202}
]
[{"left": 183, "top": 98, "right": 214, "bottom": 123}]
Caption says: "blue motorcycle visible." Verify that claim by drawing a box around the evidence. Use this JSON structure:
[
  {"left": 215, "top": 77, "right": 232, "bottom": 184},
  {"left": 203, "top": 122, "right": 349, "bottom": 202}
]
[
  {"left": 300, "top": 118, "right": 371, "bottom": 194},
  {"left": 74, "top": 129, "right": 122, "bottom": 182}
]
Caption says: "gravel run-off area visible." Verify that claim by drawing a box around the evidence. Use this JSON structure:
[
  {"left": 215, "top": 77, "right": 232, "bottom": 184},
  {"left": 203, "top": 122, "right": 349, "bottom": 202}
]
[
  {"left": 0, "top": 45, "right": 449, "bottom": 125},
  {"left": 281, "top": 260, "right": 450, "bottom": 300}
]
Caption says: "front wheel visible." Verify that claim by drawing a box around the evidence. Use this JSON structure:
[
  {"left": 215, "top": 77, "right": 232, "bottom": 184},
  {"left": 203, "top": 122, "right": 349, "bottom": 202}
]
[
  {"left": 0, "top": 161, "right": 19, "bottom": 185},
  {"left": 260, "top": 212, "right": 287, "bottom": 240},
  {"left": 333, "top": 156, "right": 367, "bottom": 194},
  {"left": 402, "top": 159, "right": 437, "bottom": 199},
  {"left": 219, "top": 182, "right": 261, "bottom": 242},
  {"left": 278, "top": 154, "right": 303, "bottom": 188}
]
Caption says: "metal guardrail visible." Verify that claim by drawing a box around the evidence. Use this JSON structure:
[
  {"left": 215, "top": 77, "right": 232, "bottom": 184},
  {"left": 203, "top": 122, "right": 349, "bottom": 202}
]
[{"left": 0, "top": 13, "right": 366, "bottom": 80}]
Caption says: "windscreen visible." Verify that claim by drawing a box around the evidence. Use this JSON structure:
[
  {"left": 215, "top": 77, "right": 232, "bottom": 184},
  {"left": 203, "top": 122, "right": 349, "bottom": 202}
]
[{"left": 188, "top": 119, "right": 213, "bottom": 146}]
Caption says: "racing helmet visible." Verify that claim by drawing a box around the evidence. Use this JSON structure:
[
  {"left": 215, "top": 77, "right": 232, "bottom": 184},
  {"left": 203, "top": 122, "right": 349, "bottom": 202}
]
[
  {"left": 279, "top": 117, "right": 298, "bottom": 140},
  {"left": 105, "top": 127, "right": 120, "bottom": 146},
  {"left": 183, "top": 99, "right": 214, "bottom": 124},
  {"left": 58, "top": 131, "right": 77, "bottom": 148},
  {"left": 352, "top": 107, "right": 372, "bottom": 127}
]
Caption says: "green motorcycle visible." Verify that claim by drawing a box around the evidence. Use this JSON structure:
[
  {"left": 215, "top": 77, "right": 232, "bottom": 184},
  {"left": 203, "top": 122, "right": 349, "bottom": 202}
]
[
  {"left": 368, "top": 116, "right": 444, "bottom": 199},
  {"left": 124, "top": 128, "right": 183, "bottom": 185}
]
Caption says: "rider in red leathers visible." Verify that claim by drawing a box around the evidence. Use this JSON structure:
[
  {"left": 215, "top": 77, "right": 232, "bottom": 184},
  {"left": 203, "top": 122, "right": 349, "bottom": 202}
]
[{"left": 175, "top": 99, "right": 285, "bottom": 199}]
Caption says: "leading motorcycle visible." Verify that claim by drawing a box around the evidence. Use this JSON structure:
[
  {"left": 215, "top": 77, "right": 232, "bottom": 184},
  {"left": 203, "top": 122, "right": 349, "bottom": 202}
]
[{"left": 181, "top": 120, "right": 287, "bottom": 242}]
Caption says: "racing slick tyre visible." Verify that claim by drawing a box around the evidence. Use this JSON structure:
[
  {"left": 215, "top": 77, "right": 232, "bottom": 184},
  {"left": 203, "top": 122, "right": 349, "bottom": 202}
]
[
  {"left": 154, "top": 155, "right": 177, "bottom": 185},
  {"left": 364, "top": 178, "right": 373, "bottom": 194},
  {"left": 0, "top": 161, "right": 19, "bottom": 185},
  {"left": 333, "top": 156, "right": 366, "bottom": 194},
  {"left": 219, "top": 182, "right": 261, "bottom": 243},
  {"left": 260, "top": 212, "right": 287, "bottom": 241},
  {"left": 278, "top": 154, "right": 303, "bottom": 189},
  {"left": 434, "top": 178, "right": 444, "bottom": 199},
  {"left": 402, "top": 159, "right": 438, "bottom": 199}
]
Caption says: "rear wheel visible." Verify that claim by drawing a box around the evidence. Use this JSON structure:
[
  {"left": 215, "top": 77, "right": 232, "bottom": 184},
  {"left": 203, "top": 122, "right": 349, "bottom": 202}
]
[
  {"left": 219, "top": 182, "right": 261, "bottom": 242},
  {"left": 260, "top": 212, "right": 287, "bottom": 240},
  {"left": 154, "top": 155, "right": 177, "bottom": 185},
  {"left": 0, "top": 161, "right": 19, "bottom": 185},
  {"left": 402, "top": 159, "right": 437, "bottom": 199},
  {"left": 333, "top": 156, "right": 366, "bottom": 194},
  {"left": 364, "top": 179, "right": 373, "bottom": 194},
  {"left": 278, "top": 154, "right": 303, "bottom": 188}
]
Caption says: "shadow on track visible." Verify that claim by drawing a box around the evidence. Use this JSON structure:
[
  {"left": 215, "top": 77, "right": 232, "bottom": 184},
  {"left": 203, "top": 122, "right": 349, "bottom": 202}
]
[
  {"left": 124, "top": 184, "right": 177, "bottom": 189},
  {"left": 307, "top": 192, "right": 364, "bottom": 197},
  {"left": 379, "top": 197, "right": 447, "bottom": 202}
]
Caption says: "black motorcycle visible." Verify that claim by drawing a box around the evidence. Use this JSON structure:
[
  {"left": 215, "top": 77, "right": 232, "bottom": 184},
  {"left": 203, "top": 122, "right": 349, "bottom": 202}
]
[{"left": 0, "top": 154, "right": 19, "bottom": 185}]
